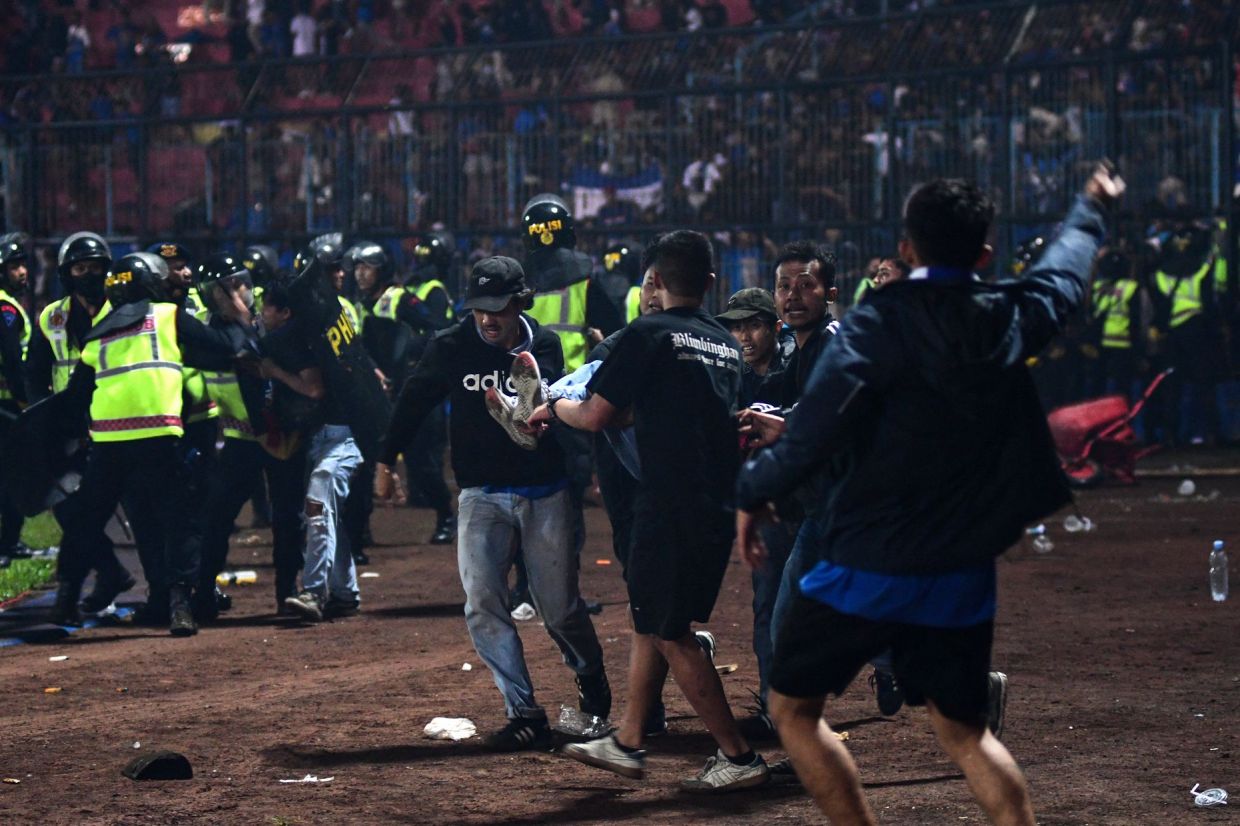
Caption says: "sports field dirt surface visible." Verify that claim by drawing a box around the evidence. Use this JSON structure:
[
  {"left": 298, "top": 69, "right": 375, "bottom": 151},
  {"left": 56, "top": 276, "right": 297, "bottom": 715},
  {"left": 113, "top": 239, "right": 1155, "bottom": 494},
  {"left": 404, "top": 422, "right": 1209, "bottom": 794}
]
[{"left": 1, "top": 471, "right": 1237, "bottom": 825}]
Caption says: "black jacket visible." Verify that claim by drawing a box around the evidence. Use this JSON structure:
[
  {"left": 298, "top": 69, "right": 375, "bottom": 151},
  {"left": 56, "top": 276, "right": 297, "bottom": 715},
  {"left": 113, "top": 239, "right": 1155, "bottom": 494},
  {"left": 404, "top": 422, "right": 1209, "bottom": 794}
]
[
  {"left": 380, "top": 314, "right": 567, "bottom": 489},
  {"left": 737, "top": 196, "right": 1107, "bottom": 575}
]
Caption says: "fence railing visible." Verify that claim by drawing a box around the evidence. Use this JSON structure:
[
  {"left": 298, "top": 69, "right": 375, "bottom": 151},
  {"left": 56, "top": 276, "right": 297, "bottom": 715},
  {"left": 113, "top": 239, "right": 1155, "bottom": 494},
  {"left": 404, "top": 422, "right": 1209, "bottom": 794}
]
[{"left": 0, "top": 2, "right": 1235, "bottom": 309}]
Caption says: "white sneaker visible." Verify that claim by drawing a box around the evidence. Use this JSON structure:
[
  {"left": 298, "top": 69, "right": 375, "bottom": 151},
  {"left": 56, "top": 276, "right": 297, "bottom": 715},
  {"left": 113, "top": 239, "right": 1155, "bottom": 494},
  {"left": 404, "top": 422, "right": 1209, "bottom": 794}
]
[
  {"left": 562, "top": 734, "right": 646, "bottom": 780},
  {"left": 679, "top": 750, "right": 769, "bottom": 793},
  {"left": 485, "top": 387, "right": 537, "bottom": 450},
  {"left": 510, "top": 351, "right": 545, "bottom": 424}
]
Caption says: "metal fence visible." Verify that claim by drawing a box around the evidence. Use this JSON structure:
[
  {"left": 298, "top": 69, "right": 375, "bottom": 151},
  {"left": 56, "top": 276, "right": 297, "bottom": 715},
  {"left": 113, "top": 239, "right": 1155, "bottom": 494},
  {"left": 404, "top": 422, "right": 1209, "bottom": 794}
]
[{"left": 0, "top": 0, "right": 1236, "bottom": 307}]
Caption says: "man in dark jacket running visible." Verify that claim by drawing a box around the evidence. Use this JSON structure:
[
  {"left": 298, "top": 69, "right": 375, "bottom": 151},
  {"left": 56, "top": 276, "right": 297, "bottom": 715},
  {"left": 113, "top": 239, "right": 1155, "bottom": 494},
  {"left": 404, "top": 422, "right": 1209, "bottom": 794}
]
[{"left": 735, "top": 164, "right": 1124, "bottom": 824}]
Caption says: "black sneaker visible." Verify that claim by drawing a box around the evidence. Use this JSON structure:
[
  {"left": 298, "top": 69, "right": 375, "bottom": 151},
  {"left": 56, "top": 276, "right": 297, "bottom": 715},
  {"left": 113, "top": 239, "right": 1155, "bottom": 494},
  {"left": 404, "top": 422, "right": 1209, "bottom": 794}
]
[
  {"left": 642, "top": 700, "right": 669, "bottom": 737},
  {"left": 484, "top": 717, "right": 552, "bottom": 752},
  {"left": 869, "top": 668, "right": 904, "bottom": 717},
  {"left": 737, "top": 692, "right": 778, "bottom": 741},
  {"left": 430, "top": 515, "right": 456, "bottom": 545},
  {"left": 576, "top": 671, "right": 612, "bottom": 720},
  {"left": 986, "top": 671, "right": 1008, "bottom": 739},
  {"left": 131, "top": 602, "right": 170, "bottom": 627},
  {"left": 324, "top": 596, "right": 361, "bottom": 619},
  {"left": 768, "top": 756, "right": 800, "bottom": 786}
]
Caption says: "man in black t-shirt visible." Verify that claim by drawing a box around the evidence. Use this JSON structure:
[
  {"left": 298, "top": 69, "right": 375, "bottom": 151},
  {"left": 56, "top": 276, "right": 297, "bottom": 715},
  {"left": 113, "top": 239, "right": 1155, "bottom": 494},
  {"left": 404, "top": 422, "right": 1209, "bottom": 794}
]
[
  {"left": 258, "top": 285, "right": 365, "bottom": 624},
  {"left": 373, "top": 257, "right": 609, "bottom": 753},
  {"left": 529, "top": 231, "right": 769, "bottom": 793}
]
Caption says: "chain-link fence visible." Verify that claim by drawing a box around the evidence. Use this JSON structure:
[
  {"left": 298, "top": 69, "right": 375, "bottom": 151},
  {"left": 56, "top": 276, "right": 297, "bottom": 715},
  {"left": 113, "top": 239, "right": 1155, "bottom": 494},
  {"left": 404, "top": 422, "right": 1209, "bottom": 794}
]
[{"left": 0, "top": 1, "right": 1236, "bottom": 308}]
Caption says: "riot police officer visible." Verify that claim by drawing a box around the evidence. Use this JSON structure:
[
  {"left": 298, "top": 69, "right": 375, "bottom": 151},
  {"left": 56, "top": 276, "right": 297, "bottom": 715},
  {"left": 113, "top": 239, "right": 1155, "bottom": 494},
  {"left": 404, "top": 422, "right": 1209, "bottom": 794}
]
[
  {"left": 600, "top": 240, "right": 643, "bottom": 324},
  {"left": 0, "top": 233, "right": 31, "bottom": 559},
  {"left": 196, "top": 253, "right": 306, "bottom": 616},
  {"left": 53, "top": 251, "right": 253, "bottom": 633}
]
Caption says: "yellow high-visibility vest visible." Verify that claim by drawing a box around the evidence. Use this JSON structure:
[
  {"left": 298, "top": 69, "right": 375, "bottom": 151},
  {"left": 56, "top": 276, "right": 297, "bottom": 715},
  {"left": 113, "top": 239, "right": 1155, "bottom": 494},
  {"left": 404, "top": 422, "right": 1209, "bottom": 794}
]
[
  {"left": 529, "top": 279, "right": 589, "bottom": 371},
  {"left": 624, "top": 285, "right": 642, "bottom": 323},
  {"left": 0, "top": 287, "right": 30, "bottom": 402},
  {"left": 1093, "top": 280, "right": 1139, "bottom": 350},
  {"left": 80, "top": 302, "right": 184, "bottom": 442},
  {"left": 38, "top": 296, "right": 81, "bottom": 394}
]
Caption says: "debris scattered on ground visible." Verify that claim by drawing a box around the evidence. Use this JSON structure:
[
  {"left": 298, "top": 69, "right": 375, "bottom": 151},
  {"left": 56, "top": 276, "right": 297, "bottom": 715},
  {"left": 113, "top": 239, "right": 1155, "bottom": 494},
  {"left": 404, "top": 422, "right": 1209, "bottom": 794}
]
[
  {"left": 3, "top": 778, "right": 20, "bottom": 784},
  {"left": 1190, "top": 783, "right": 1228, "bottom": 807},
  {"left": 279, "top": 774, "right": 334, "bottom": 784},
  {"left": 424, "top": 717, "right": 477, "bottom": 741},
  {"left": 43, "top": 687, "right": 60, "bottom": 694},
  {"left": 510, "top": 603, "right": 536, "bottom": 621},
  {"left": 715, "top": 663, "right": 738, "bottom": 675},
  {"left": 359, "top": 572, "right": 380, "bottom": 578},
  {"left": 48, "top": 656, "right": 68, "bottom": 662},
  {"left": 461, "top": 663, "right": 472, "bottom": 671},
  {"left": 595, "top": 559, "right": 612, "bottom": 566},
  {"left": 556, "top": 706, "right": 609, "bottom": 738}
]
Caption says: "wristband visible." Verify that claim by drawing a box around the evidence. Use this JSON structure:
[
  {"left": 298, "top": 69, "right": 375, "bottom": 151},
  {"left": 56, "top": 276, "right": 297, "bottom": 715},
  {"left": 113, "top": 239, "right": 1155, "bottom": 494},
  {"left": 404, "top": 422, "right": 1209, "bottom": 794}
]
[{"left": 546, "top": 397, "right": 562, "bottom": 424}]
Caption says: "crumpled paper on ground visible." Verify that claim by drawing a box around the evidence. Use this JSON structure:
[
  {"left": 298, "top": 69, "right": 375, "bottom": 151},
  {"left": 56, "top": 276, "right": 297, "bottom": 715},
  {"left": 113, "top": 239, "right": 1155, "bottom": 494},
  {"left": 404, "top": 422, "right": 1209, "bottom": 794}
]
[{"left": 424, "top": 717, "right": 477, "bottom": 741}]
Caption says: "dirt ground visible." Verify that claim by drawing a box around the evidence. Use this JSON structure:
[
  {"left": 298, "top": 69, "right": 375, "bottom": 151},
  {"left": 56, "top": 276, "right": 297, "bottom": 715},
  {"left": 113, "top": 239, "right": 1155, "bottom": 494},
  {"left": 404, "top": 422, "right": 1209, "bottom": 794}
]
[{"left": 0, "top": 469, "right": 1237, "bottom": 825}]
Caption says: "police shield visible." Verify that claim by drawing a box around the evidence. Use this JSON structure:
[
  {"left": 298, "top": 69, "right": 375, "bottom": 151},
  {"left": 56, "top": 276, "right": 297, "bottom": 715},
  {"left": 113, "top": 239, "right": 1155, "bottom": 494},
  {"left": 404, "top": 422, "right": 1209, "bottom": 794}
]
[
  {"left": 287, "top": 258, "right": 391, "bottom": 461},
  {"left": 1, "top": 393, "right": 86, "bottom": 517}
]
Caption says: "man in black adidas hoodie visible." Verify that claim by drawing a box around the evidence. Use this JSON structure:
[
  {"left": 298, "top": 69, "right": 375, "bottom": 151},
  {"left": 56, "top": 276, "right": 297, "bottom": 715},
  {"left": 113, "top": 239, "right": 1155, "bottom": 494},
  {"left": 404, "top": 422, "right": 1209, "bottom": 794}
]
[{"left": 375, "top": 256, "right": 608, "bottom": 752}]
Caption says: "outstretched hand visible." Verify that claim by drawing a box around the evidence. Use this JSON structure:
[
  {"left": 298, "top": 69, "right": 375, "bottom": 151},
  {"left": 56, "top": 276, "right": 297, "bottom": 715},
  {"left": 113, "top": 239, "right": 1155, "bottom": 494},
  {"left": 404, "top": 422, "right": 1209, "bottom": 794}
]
[
  {"left": 1084, "top": 161, "right": 1125, "bottom": 208},
  {"left": 737, "top": 408, "right": 786, "bottom": 450}
]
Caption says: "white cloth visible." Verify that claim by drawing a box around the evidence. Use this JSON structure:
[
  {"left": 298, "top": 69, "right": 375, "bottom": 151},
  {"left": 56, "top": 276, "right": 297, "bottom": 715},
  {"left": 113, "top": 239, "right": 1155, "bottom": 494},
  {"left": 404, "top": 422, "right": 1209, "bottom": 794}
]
[{"left": 290, "top": 14, "right": 316, "bottom": 56}]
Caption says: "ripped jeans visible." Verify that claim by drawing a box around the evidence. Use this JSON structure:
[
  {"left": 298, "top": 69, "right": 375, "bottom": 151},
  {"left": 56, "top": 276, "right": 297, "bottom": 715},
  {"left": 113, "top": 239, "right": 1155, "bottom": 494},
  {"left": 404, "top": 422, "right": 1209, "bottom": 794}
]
[{"left": 300, "top": 424, "right": 363, "bottom": 603}]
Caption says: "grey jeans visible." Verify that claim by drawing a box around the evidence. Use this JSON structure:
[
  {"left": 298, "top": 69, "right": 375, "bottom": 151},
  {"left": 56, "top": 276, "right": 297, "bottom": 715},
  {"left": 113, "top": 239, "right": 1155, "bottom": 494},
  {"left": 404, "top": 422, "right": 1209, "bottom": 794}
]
[{"left": 457, "top": 486, "right": 605, "bottom": 720}]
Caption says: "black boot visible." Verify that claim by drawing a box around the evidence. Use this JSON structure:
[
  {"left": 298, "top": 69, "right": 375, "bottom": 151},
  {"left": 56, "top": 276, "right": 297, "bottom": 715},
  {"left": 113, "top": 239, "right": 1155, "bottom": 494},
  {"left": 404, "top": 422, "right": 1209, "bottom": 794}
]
[
  {"left": 169, "top": 587, "right": 198, "bottom": 637},
  {"left": 51, "top": 582, "right": 84, "bottom": 627},
  {"left": 430, "top": 514, "right": 456, "bottom": 545},
  {"left": 80, "top": 565, "right": 137, "bottom": 614}
]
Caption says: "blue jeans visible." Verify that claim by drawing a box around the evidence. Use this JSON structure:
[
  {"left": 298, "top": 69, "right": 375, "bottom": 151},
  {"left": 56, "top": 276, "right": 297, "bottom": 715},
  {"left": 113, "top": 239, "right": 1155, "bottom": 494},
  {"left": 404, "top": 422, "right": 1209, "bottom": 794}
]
[
  {"left": 301, "top": 425, "right": 363, "bottom": 602},
  {"left": 752, "top": 519, "right": 797, "bottom": 704},
  {"left": 457, "top": 486, "right": 604, "bottom": 720}
]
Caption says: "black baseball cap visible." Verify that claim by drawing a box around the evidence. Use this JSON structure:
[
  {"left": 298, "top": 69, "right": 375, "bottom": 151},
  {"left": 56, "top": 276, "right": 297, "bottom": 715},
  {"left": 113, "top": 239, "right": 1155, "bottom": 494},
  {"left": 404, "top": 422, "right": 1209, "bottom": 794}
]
[
  {"left": 717, "top": 287, "right": 777, "bottom": 323},
  {"left": 462, "top": 256, "right": 530, "bottom": 312}
]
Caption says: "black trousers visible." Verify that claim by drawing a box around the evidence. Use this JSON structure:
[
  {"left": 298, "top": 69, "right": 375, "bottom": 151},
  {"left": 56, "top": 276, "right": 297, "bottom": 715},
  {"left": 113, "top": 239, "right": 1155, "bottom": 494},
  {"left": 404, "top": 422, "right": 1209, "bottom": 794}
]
[
  {"left": 0, "top": 408, "right": 23, "bottom": 550},
  {"left": 55, "top": 437, "right": 185, "bottom": 589},
  {"left": 200, "top": 438, "right": 305, "bottom": 597},
  {"left": 403, "top": 402, "right": 452, "bottom": 518}
]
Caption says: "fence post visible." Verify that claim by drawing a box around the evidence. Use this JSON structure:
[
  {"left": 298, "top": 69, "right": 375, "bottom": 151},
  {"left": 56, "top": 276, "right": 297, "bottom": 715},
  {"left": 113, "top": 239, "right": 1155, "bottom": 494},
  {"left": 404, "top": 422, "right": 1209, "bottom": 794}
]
[
  {"left": 25, "top": 127, "right": 38, "bottom": 237},
  {"left": 239, "top": 118, "right": 250, "bottom": 248},
  {"left": 138, "top": 122, "right": 149, "bottom": 240},
  {"left": 999, "top": 66, "right": 1013, "bottom": 267},
  {"left": 1223, "top": 39, "right": 1236, "bottom": 301}
]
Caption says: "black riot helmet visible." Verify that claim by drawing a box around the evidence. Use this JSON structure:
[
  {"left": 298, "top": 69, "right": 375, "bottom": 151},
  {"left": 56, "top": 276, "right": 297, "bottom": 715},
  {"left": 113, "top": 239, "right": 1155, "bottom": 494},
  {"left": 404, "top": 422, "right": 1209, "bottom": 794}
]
[
  {"left": 350, "top": 241, "right": 393, "bottom": 284},
  {"left": 1095, "top": 248, "right": 1131, "bottom": 281},
  {"left": 1011, "top": 236, "right": 1046, "bottom": 277},
  {"left": 602, "top": 240, "right": 641, "bottom": 284},
  {"left": 413, "top": 231, "right": 455, "bottom": 277},
  {"left": 1161, "top": 221, "right": 1211, "bottom": 273},
  {"left": 242, "top": 244, "right": 280, "bottom": 288},
  {"left": 195, "top": 252, "right": 254, "bottom": 314},
  {"left": 57, "top": 231, "right": 112, "bottom": 302},
  {"left": 106, "top": 252, "right": 172, "bottom": 306},
  {"left": 0, "top": 233, "right": 27, "bottom": 268},
  {"left": 293, "top": 232, "right": 345, "bottom": 273},
  {"left": 521, "top": 193, "right": 576, "bottom": 253}
]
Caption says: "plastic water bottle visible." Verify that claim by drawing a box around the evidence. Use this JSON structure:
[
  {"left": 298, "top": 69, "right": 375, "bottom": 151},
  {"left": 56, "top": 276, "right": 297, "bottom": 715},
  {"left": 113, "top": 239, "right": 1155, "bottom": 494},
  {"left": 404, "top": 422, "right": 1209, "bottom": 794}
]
[
  {"left": 1209, "top": 540, "right": 1228, "bottom": 602},
  {"left": 1025, "top": 524, "right": 1054, "bottom": 554},
  {"left": 216, "top": 570, "right": 258, "bottom": 586}
]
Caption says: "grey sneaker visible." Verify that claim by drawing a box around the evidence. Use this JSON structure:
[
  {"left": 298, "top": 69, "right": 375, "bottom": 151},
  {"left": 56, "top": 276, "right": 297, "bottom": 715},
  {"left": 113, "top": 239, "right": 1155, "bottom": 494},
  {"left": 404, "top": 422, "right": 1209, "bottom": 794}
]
[
  {"left": 562, "top": 734, "right": 646, "bottom": 780},
  {"left": 284, "top": 590, "right": 324, "bottom": 622},
  {"left": 986, "top": 671, "right": 1008, "bottom": 739},
  {"left": 510, "top": 351, "right": 545, "bottom": 423},
  {"left": 768, "top": 756, "right": 799, "bottom": 786},
  {"left": 680, "top": 749, "right": 769, "bottom": 793},
  {"left": 484, "top": 387, "right": 538, "bottom": 450}
]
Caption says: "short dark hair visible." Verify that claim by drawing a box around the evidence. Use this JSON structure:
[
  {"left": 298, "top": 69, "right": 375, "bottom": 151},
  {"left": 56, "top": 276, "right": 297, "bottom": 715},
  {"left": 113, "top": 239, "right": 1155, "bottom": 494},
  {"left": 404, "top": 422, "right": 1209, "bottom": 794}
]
[
  {"left": 641, "top": 230, "right": 714, "bottom": 298},
  {"left": 263, "top": 278, "right": 294, "bottom": 310},
  {"left": 903, "top": 179, "right": 995, "bottom": 270},
  {"left": 773, "top": 241, "right": 837, "bottom": 288}
]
